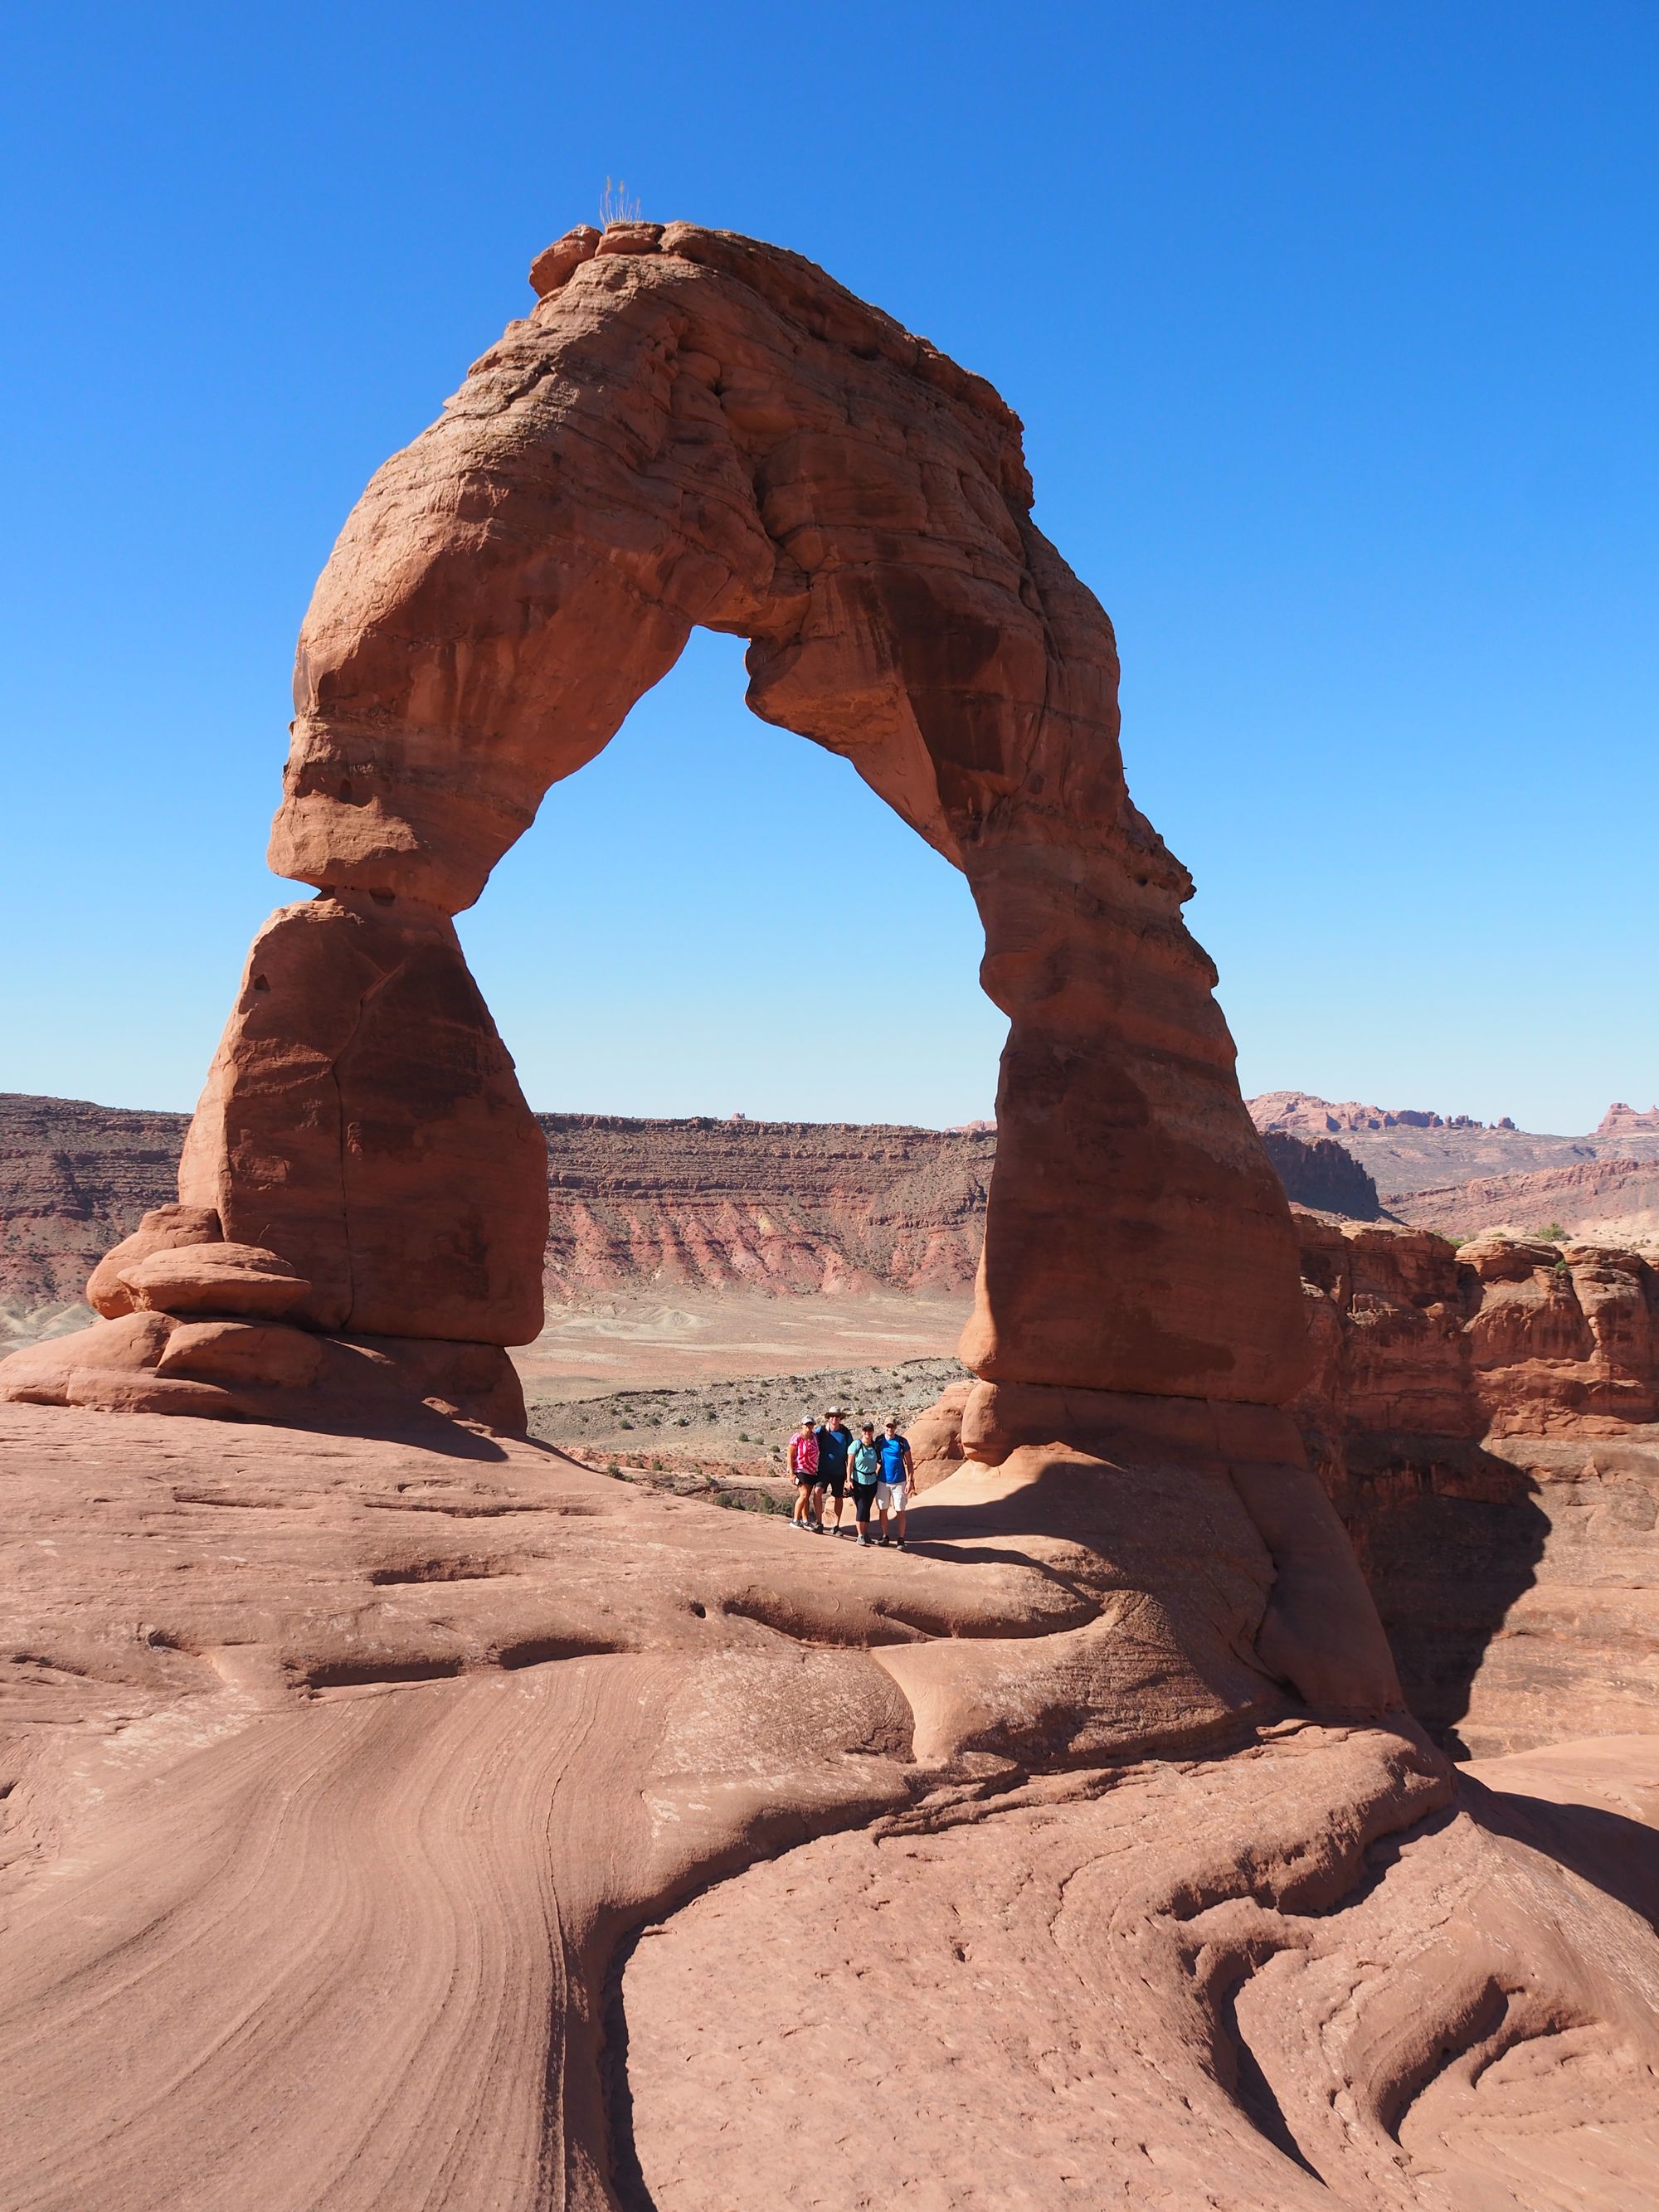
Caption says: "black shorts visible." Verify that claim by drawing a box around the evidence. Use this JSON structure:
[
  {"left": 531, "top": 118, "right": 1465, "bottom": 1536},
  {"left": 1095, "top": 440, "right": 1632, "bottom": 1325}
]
[
  {"left": 819, "top": 1471, "right": 845, "bottom": 1498},
  {"left": 794, "top": 1471, "right": 816, "bottom": 1488}
]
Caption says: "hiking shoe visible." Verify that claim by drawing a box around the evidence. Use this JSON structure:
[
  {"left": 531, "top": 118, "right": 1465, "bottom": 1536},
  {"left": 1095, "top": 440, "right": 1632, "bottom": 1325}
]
[
  {"left": 894, "top": 1538, "right": 907, "bottom": 1549},
  {"left": 855, "top": 1534, "right": 870, "bottom": 1547}
]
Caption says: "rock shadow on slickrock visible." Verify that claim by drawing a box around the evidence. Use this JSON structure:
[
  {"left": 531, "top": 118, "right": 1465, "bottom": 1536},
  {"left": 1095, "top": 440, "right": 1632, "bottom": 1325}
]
[
  {"left": 1462, "top": 1773, "right": 1659, "bottom": 1932},
  {"left": 1328, "top": 1435, "right": 1550, "bottom": 1758},
  {"left": 261, "top": 1396, "right": 515, "bottom": 1463},
  {"left": 600, "top": 1927, "right": 663, "bottom": 2212}
]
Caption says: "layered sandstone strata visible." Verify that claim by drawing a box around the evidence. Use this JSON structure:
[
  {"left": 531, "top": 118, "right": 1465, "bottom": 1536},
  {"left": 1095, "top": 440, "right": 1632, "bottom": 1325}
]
[
  {"left": 1389, "top": 1155, "right": 1659, "bottom": 1246},
  {"left": 4, "top": 1099, "right": 1399, "bottom": 1331},
  {"left": 1290, "top": 1218, "right": 1659, "bottom": 1757}
]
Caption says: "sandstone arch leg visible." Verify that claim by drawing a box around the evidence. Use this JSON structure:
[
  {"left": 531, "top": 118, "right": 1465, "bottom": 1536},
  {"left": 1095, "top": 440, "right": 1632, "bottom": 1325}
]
[{"left": 177, "top": 893, "right": 547, "bottom": 1344}]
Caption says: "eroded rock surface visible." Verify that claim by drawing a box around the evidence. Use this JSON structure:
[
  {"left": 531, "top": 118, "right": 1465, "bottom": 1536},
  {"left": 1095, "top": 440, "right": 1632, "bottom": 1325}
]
[{"left": 1, "top": 1403, "right": 1653, "bottom": 2211}]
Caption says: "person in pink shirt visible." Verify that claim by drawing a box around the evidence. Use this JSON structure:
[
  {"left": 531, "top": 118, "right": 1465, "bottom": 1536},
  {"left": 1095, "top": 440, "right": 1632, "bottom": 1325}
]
[{"left": 788, "top": 1417, "right": 821, "bottom": 1531}]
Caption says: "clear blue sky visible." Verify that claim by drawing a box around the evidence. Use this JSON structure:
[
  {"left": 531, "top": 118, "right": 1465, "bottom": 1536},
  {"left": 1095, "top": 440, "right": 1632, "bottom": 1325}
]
[{"left": 2, "top": 2, "right": 1654, "bottom": 1134}]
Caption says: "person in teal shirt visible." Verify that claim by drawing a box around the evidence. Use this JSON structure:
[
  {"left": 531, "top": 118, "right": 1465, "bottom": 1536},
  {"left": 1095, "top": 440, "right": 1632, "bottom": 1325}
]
[
  {"left": 848, "top": 1423, "right": 883, "bottom": 1546},
  {"left": 875, "top": 1417, "right": 913, "bottom": 1548}
]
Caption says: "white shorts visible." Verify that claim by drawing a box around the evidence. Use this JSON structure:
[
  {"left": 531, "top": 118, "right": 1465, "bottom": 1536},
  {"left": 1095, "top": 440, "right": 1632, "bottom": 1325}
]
[{"left": 876, "top": 1480, "right": 907, "bottom": 1512}]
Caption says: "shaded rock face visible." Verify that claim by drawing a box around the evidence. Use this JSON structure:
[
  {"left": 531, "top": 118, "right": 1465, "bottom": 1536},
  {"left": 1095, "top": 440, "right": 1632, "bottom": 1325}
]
[
  {"left": 1288, "top": 1214, "right": 1659, "bottom": 1756},
  {"left": 1260, "top": 1130, "right": 1379, "bottom": 1220}
]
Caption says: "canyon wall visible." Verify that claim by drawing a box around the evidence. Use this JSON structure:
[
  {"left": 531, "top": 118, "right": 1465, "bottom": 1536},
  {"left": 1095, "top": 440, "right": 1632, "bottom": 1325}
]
[
  {"left": 2, "top": 1098, "right": 1363, "bottom": 1324},
  {"left": 1290, "top": 1218, "right": 1658, "bottom": 1757},
  {"left": 1389, "top": 1155, "right": 1659, "bottom": 1245},
  {"left": 0, "top": 1095, "right": 191, "bottom": 1330},
  {"left": 538, "top": 1114, "right": 992, "bottom": 1296},
  {"left": 0, "top": 1097, "right": 995, "bottom": 1325}
]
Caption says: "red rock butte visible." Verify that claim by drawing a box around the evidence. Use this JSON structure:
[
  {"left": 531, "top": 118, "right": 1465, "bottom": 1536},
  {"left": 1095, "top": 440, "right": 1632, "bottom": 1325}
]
[{"left": 1, "top": 227, "right": 1655, "bottom": 2212}]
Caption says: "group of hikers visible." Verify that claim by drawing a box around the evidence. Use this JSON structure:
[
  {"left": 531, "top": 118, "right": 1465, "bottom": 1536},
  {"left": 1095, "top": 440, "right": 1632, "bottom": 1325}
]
[{"left": 787, "top": 1410, "right": 913, "bottom": 1547}]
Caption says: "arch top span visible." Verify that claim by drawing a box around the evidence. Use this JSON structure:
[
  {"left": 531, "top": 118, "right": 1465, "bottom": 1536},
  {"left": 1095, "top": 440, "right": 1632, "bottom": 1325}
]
[
  {"left": 275, "top": 218, "right": 1146, "bottom": 914},
  {"left": 22, "top": 223, "right": 1313, "bottom": 1417}
]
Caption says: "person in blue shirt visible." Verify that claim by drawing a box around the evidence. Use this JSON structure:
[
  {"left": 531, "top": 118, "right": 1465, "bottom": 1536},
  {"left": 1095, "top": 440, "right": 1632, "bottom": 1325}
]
[
  {"left": 875, "top": 1417, "right": 913, "bottom": 1548},
  {"left": 815, "top": 1407, "right": 854, "bottom": 1535}
]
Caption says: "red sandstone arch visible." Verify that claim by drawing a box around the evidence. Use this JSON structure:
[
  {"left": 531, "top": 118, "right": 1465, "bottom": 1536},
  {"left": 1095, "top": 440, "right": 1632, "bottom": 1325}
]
[{"left": 178, "top": 220, "right": 1309, "bottom": 1412}]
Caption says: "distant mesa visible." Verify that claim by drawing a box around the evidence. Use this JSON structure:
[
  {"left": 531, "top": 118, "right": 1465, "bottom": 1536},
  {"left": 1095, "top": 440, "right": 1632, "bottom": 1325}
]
[
  {"left": 1599, "top": 1101, "right": 1659, "bottom": 1138},
  {"left": 1248, "top": 1090, "right": 1659, "bottom": 1203},
  {"left": 1251, "top": 1089, "right": 1513, "bottom": 1136}
]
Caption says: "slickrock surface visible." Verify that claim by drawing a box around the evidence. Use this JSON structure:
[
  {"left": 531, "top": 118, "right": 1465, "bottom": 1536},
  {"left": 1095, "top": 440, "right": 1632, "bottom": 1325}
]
[
  {"left": 2, "top": 1402, "right": 1654, "bottom": 2211},
  {"left": 1389, "top": 1156, "right": 1659, "bottom": 1247}
]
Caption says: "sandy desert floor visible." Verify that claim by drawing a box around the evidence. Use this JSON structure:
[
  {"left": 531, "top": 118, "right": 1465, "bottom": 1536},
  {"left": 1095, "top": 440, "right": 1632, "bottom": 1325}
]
[{"left": 513, "top": 1287, "right": 973, "bottom": 1398}]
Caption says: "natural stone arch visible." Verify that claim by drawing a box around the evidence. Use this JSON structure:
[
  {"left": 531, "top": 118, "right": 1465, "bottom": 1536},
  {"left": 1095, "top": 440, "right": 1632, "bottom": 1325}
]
[{"left": 180, "top": 220, "right": 1307, "bottom": 1413}]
